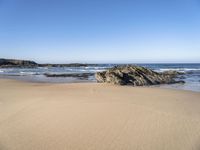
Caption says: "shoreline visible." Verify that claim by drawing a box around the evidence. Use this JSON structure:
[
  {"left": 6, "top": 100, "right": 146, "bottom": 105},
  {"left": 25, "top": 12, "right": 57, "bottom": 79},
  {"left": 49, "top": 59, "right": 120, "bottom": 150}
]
[
  {"left": 1, "top": 63, "right": 200, "bottom": 92},
  {"left": 0, "top": 77, "right": 199, "bottom": 93}
]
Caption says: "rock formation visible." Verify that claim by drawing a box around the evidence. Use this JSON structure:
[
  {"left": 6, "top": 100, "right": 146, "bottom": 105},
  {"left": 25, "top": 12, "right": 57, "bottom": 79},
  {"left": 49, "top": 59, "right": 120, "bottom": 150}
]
[
  {"left": 0, "top": 58, "right": 98, "bottom": 68},
  {"left": 0, "top": 58, "right": 38, "bottom": 67},
  {"left": 44, "top": 73, "right": 93, "bottom": 79},
  {"left": 95, "top": 65, "right": 184, "bottom": 86},
  {"left": 162, "top": 70, "right": 185, "bottom": 77}
]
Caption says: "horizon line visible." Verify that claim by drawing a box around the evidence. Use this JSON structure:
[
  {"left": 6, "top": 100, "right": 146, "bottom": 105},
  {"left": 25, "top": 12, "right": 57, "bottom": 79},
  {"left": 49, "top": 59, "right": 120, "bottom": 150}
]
[{"left": 1, "top": 58, "right": 200, "bottom": 64}]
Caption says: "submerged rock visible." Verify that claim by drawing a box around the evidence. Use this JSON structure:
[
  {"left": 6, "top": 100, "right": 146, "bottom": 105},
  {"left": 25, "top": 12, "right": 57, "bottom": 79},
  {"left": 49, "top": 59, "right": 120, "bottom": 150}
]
[{"left": 95, "top": 65, "right": 184, "bottom": 86}]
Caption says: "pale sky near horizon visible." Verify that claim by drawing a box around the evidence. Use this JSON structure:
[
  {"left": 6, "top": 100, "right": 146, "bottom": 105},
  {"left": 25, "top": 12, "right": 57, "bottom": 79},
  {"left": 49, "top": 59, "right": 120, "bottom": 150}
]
[{"left": 0, "top": 0, "right": 200, "bottom": 63}]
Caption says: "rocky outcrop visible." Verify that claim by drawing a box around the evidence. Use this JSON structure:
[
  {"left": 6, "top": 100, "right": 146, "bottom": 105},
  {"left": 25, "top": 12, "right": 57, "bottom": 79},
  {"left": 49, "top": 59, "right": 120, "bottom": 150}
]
[
  {"left": 0, "top": 58, "right": 98, "bottom": 68},
  {"left": 44, "top": 73, "right": 93, "bottom": 79},
  {"left": 95, "top": 65, "right": 184, "bottom": 86},
  {"left": 0, "top": 59, "right": 38, "bottom": 68}
]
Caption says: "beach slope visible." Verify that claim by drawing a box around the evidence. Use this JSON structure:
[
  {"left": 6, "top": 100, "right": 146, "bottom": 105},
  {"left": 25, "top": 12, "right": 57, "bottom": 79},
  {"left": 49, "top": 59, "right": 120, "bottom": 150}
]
[{"left": 0, "top": 79, "right": 200, "bottom": 150}]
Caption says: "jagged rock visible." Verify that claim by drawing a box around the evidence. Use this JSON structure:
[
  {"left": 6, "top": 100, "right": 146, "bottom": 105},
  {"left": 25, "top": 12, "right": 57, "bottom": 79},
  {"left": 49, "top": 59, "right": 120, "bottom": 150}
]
[
  {"left": 95, "top": 65, "right": 184, "bottom": 86},
  {"left": 162, "top": 70, "right": 185, "bottom": 77}
]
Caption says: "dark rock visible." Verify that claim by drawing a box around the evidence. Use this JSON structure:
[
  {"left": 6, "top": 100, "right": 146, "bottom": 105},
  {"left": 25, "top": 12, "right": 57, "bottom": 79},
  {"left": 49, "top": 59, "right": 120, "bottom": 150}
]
[
  {"left": 179, "top": 76, "right": 186, "bottom": 79},
  {"left": 176, "top": 80, "right": 185, "bottom": 84},
  {"left": 44, "top": 73, "right": 94, "bottom": 79},
  {"left": 162, "top": 70, "right": 185, "bottom": 77},
  {"left": 0, "top": 58, "right": 98, "bottom": 68},
  {"left": 95, "top": 65, "right": 185, "bottom": 86},
  {"left": 0, "top": 58, "right": 37, "bottom": 68}
]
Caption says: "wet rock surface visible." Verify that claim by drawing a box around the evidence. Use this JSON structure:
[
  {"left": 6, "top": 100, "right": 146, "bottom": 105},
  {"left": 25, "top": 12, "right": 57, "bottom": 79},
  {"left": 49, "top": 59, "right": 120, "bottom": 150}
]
[
  {"left": 95, "top": 65, "right": 184, "bottom": 86},
  {"left": 44, "top": 73, "right": 94, "bottom": 79}
]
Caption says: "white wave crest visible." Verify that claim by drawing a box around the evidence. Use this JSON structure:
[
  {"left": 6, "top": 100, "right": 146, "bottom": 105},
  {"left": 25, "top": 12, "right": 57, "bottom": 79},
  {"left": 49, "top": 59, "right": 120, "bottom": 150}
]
[
  {"left": 20, "top": 72, "right": 36, "bottom": 75},
  {"left": 158, "top": 68, "right": 200, "bottom": 72}
]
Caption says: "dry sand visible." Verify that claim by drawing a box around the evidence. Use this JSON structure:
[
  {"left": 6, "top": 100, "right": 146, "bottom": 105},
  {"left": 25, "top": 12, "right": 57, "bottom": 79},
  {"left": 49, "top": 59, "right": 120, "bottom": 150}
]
[{"left": 0, "top": 79, "right": 200, "bottom": 150}]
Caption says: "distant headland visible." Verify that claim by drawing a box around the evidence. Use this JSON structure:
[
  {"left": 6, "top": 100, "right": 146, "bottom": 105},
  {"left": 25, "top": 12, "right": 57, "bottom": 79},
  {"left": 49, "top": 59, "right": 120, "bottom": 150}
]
[{"left": 0, "top": 58, "right": 97, "bottom": 68}]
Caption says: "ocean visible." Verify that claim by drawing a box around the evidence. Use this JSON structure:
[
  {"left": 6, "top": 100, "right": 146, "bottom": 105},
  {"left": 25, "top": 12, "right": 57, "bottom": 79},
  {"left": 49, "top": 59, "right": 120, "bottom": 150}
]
[{"left": 0, "top": 63, "right": 200, "bottom": 92}]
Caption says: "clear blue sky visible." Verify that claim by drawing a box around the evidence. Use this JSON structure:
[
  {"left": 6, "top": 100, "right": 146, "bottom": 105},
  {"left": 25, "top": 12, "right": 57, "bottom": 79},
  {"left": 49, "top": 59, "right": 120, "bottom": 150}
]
[{"left": 0, "top": 0, "right": 200, "bottom": 63}]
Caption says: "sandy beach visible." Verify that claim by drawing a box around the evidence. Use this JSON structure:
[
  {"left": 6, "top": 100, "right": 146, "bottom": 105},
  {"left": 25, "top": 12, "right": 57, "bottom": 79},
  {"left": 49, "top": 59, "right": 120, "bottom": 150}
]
[{"left": 0, "top": 79, "right": 200, "bottom": 150}]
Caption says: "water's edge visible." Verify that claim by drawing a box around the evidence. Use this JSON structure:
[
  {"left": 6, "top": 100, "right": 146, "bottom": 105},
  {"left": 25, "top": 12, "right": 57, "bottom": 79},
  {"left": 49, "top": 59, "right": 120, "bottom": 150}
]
[{"left": 0, "top": 63, "right": 200, "bottom": 92}]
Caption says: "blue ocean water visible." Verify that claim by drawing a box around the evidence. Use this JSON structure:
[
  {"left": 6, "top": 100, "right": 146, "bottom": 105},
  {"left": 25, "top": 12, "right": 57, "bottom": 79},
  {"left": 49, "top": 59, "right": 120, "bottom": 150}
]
[{"left": 0, "top": 63, "right": 200, "bottom": 92}]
